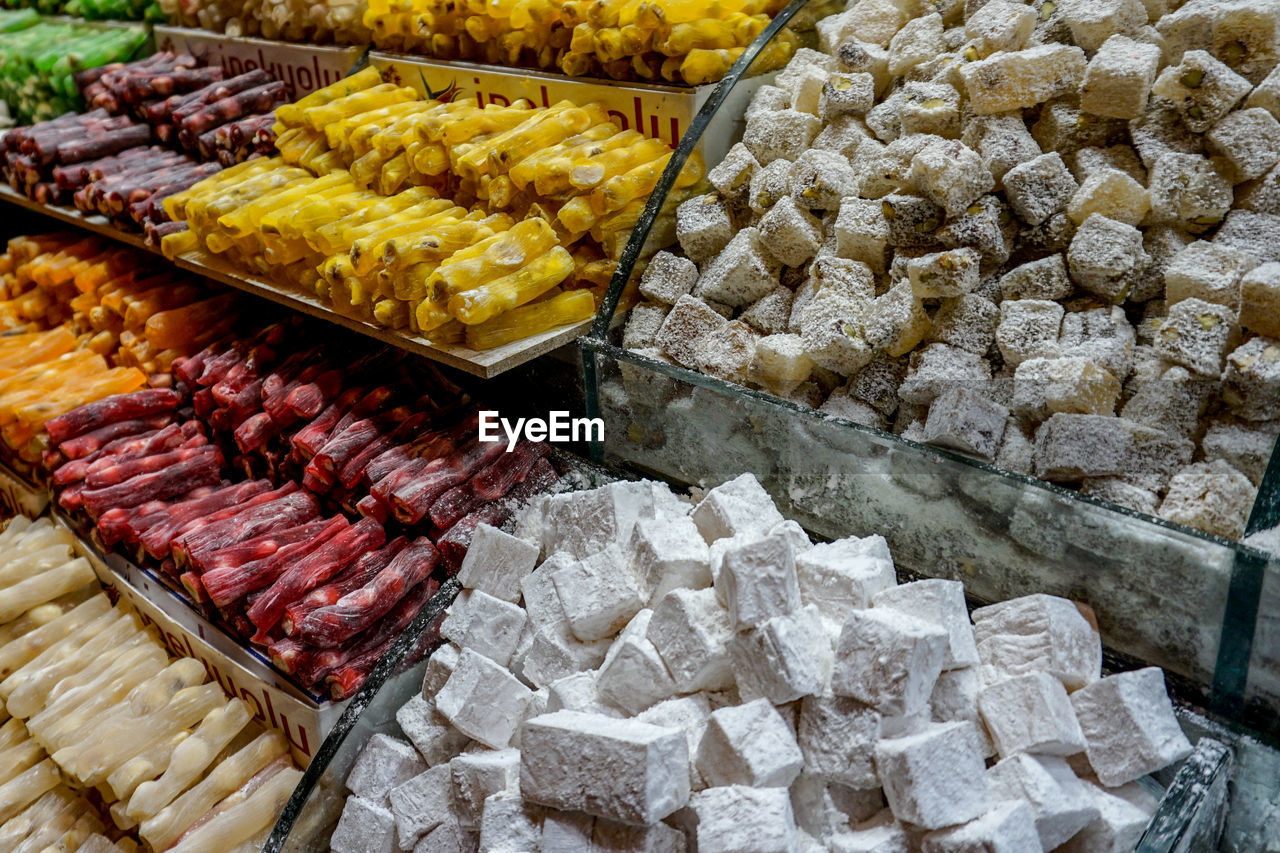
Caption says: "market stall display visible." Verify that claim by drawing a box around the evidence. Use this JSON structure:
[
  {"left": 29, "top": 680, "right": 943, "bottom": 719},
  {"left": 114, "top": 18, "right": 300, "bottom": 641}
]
[
  {"left": 0, "top": 19, "right": 148, "bottom": 123},
  {"left": 0, "top": 515, "right": 304, "bottom": 853},
  {"left": 1, "top": 53, "right": 284, "bottom": 236},
  {"left": 328, "top": 473, "right": 1201, "bottom": 851},
  {"left": 164, "top": 67, "right": 696, "bottom": 349},
  {"left": 617, "top": 0, "right": 1280, "bottom": 541}
]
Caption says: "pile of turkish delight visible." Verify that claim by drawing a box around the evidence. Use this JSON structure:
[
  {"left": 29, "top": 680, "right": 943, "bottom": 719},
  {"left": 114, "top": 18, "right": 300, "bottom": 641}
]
[
  {"left": 624, "top": 0, "right": 1280, "bottom": 540},
  {"left": 330, "top": 473, "right": 1196, "bottom": 852}
]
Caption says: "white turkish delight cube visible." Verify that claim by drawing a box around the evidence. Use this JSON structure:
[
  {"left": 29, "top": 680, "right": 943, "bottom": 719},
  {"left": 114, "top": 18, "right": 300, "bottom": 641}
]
[
  {"left": 797, "top": 692, "right": 880, "bottom": 789},
  {"left": 972, "top": 593, "right": 1102, "bottom": 690},
  {"left": 346, "top": 733, "right": 425, "bottom": 804},
  {"left": 1151, "top": 49, "right": 1252, "bottom": 133},
  {"left": 450, "top": 748, "right": 521, "bottom": 829},
  {"left": 873, "top": 579, "right": 978, "bottom": 670},
  {"left": 978, "top": 671, "right": 1088, "bottom": 757},
  {"left": 874, "top": 721, "right": 989, "bottom": 829},
  {"left": 919, "top": 801, "right": 1042, "bottom": 853},
  {"left": 986, "top": 754, "right": 1099, "bottom": 850},
  {"left": 647, "top": 587, "right": 735, "bottom": 693},
  {"left": 691, "top": 472, "right": 785, "bottom": 543},
  {"left": 731, "top": 604, "right": 833, "bottom": 704},
  {"left": 795, "top": 534, "right": 895, "bottom": 622},
  {"left": 520, "top": 710, "right": 691, "bottom": 825},
  {"left": 691, "top": 786, "right": 797, "bottom": 853},
  {"left": 551, "top": 544, "right": 645, "bottom": 642},
  {"left": 832, "top": 608, "right": 949, "bottom": 716},
  {"left": 436, "top": 650, "right": 533, "bottom": 749},
  {"left": 696, "top": 698, "right": 806, "bottom": 788}
]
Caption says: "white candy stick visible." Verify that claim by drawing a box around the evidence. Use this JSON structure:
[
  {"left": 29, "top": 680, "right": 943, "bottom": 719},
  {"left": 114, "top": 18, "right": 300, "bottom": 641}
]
[
  {"left": 35, "top": 654, "right": 174, "bottom": 751},
  {"left": 140, "top": 731, "right": 288, "bottom": 852},
  {"left": 29, "top": 645, "right": 167, "bottom": 742},
  {"left": 0, "top": 594, "right": 109, "bottom": 679},
  {"left": 0, "top": 759, "right": 60, "bottom": 823},
  {"left": 12, "top": 793, "right": 77, "bottom": 853},
  {"left": 6, "top": 613, "right": 140, "bottom": 718},
  {"left": 127, "top": 698, "right": 253, "bottom": 822},
  {"left": 108, "top": 729, "right": 192, "bottom": 803},
  {"left": 0, "top": 557, "right": 96, "bottom": 624},
  {"left": 0, "top": 739, "right": 44, "bottom": 787},
  {"left": 45, "top": 808, "right": 105, "bottom": 853},
  {"left": 58, "top": 683, "right": 227, "bottom": 785},
  {"left": 0, "top": 787, "right": 75, "bottom": 850},
  {"left": 36, "top": 626, "right": 150, "bottom": 711},
  {"left": 0, "top": 517, "right": 34, "bottom": 547},
  {"left": 0, "top": 718, "right": 27, "bottom": 751},
  {"left": 167, "top": 765, "right": 302, "bottom": 853},
  {"left": 0, "top": 607, "right": 120, "bottom": 703},
  {"left": 0, "top": 545, "right": 76, "bottom": 590}
]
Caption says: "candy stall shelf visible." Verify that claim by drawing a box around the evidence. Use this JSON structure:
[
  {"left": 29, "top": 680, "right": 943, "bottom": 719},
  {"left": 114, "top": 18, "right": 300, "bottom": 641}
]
[
  {"left": 0, "top": 457, "right": 48, "bottom": 518},
  {"left": 0, "top": 186, "right": 596, "bottom": 378}
]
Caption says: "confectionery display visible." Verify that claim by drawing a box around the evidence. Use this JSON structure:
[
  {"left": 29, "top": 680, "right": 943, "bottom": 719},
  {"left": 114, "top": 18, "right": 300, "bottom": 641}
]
[
  {"left": 0, "top": 516, "right": 303, "bottom": 853},
  {"left": 0, "top": 0, "right": 1272, "bottom": 845},
  {"left": 624, "top": 0, "right": 1280, "bottom": 540},
  {"left": 0, "top": 16, "right": 148, "bottom": 123},
  {"left": 166, "top": 67, "right": 694, "bottom": 347},
  {"left": 332, "top": 474, "right": 1192, "bottom": 851}
]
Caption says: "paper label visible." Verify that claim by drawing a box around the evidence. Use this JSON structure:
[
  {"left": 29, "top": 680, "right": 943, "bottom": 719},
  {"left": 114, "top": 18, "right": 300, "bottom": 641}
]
[{"left": 154, "top": 26, "right": 364, "bottom": 100}]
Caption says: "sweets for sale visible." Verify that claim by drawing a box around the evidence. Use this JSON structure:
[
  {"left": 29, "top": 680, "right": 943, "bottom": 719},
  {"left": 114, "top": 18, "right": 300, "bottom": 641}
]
[
  {"left": 361, "top": 0, "right": 804, "bottom": 85},
  {"left": 169, "top": 71, "right": 696, "bottom": 348},
  {"left": 0, "top": 516, "right": 303, "bottom": 853},
  {"left": 46, "top": 317, "right": 563, "bottom": 696},
  {"left": 158, "top": 0, "right": 370, "bottom": 47},
  {"left": 331, "top": 472, "right": 1191, "bottom": 851},
  {"left": 0, "top": 20, "right": 147, "bottom": 123},
  {"left": 624, "top": 1, "right": 1280, "bottom": 540}
]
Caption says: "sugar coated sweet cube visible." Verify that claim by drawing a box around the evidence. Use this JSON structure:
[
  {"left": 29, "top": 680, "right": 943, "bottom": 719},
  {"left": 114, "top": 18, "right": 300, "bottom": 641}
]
[
  {"left": 1067, "top": 213, "right": 1149, "bottom": 301},
  {"left": 623, "top": 303, "right": 668, "bottom": 350},
  {"left": 959, "top": 45, "right": 1087, "bottom": 114},
  {"left": 962, "top": 114, "right": 1042, "bottom": 184},
  {"left": 744, "top": 108, "right": 823, "bottom": 164},
  {"left": 714, "top": 531, "right": 801, "bottom": 629},
  {"left": 691, "top": 472, "right": 785, "bottom": 543},
  {"left": 521, "top": 710, "right": 690, "bottom": 824},
  {"left": 927, "top": 294, "right": 999, "bottom": 355},
  {"left": 910, "top": 140, "right": 996, "bottom": 217},
  {"left": 692, "top": 786, "right": 797, "bottom": 853},
  {"left": 455, "top": 590, "right": 526, "bottom": 668},
  {"left": 966, "top": 0, "right": 1036, "bottom": 56},
  {"left": 987, "top": 754, "right": 1100, "bottom": 850},
  {"left": 551, "top": 544, "right": 644, "bottom": 642},
  {"left": 1207, "top": 108, "right": 1280, "bottom": 182},
  {"left": 874, "top": 722, "right": 989, "bottom": 829},
  {"left": 1165, "top": 241, "right": 1250, "bottom": 310},
  {"left": 676, "top": 194, "right": 733, "bottom": 264},
  {"left": 791, "top": 149, "right": 860, "bottom": 211},
  {"left": 731, "top": 604, "right": 833, "bottom": 704},
  {"left": 1000, "top": 254, "right": 1074, "bottom": 301},
  {"left": 881, "top": 192, "right": 945, "bottom": 249},
  {"left": 822, "top": 73, "right": 876, "bottom": 121},
  {"left": 1241, "top": 263, "right": 1280, "bottom": 337},
  {"left": 1034, "top": 412, "right": 1137, "bottom": 480},
  {"left": 795, "top": 535, "right": 896, "bottom": 622},
  {"left": 1067, "top": 168, "right": 1150, "bottom": 226},
  {"left": 1213, "top": 210, "right": 1280, "bottom": 265},
  {"left": 1152, "top": 297, "right": 1236, "bottom": 377},
  {"left": 697, "top": 698, "right": 805, "bottom": 788},
  {"left": 1151, "top": 50, "right": 1252, "bottom": 133},
  {"left": 1081, "top": 35, "right": 1162, "bottom": 119},
  {"left": 797, "top": 693, "right": 880, "bottom": 789},
  {"left": 1013, "top": 356, "right": 1122, "bottom": 419},
  {"left": 922, "top": 386, "right": 1010, "bottom": 461},
  {"left": 706, "top": 142, "right": 759, "bottom": 201},
  {"left": 759, "top": 197, "right": 825, "bottom": 267},
  {"left": 346, "top": 733, "right": 425, "bottom": 804},
  {"left": 332, "top": 797, "right": 397, "bottom": 853},
  {"left": 833, "top": 608, "right": 949, "bottom": 716},
  {"left": 1002, "top": 152, "right": 1079, "bottom": 226},
  {"left": 753, "top": 333, "right": 816, "bottom": 394},
  {"left": 639, "top": 251, "right": 699, "bottom": 306},
  {"left": 457, "top": 524, "right": 539, "bottom": 604},
  {"left": 899, "top": 343, "right": 992, "bottom": 405},
  {"left": 920, "top": 800, "right": 1043, "bottom": 853},
  {"left": 996, "top": 299, "right": 1063, "bottom": 366},
  {"left": 436, "top": 649, "right": 533, "bottom": 749},
  {"left": 1158, "top": 458, "right": 1256, "bottom": 538},
  {"left": 742, "top": 287, "right": 794, "bottom": 336},
  {"left": 389, "top": 765, "right": 456, "bottom": 848},
  {"left": 978, "top": 671, "right": 1087, "bottom": 757},
  {"left": 694, "top": 227, "right": 783, "bottom": 308},
  {"left": 697, "top": 320, "right": 760, "bottom": 385},
  {"left": 1223, "top": 335, "right": 1280, "bottom": 419},
  {"left": 906, "top": 248, "right": 980, "bottom": 298},
  {"left": 449, "top": 749, "right": 521, "bottom": 831},
  {"left": 596, "top": 628, "right": 679, "bottom": 716},
  {"left": 1056, "top": 783, "right": 1150, "bottom": 853},
  {"left": 750, "top": 158, "right": 795, "bottom": 214},
  {"left": 873, "top": 578, "right": 978, "bottom": 670},
  {"left": 888, "top": 12, "right": 944, "bottom": 74},
  {"left": 1062, "top": 0, "right": 1147, "bottom": 51},
  {"left": 655, "top": 295, "right": 727, "bottom": 369},
  {"left": 900, "top": 83, "right": 961, "bottom": 139},
  {"left": 628, "top": 515, "right": 710, "bottom": 604},
  {"left": 973, "top": 593, "right": 1102, "bottom": 690},
  {"left": 1147, "top": 152, "right": 1233, "bottom": 231},
  {"left": 791, "top": 65, "right": 829, "bottom": 115},
  {"left": 1069, "top": 667, "right": 1192, "bottom": 786}
]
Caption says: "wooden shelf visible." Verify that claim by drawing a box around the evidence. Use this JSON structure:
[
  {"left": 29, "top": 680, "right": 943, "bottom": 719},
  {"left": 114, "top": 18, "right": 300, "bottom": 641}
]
[{"left": 0, "top": 186, "right": 591, "bottom": 378}]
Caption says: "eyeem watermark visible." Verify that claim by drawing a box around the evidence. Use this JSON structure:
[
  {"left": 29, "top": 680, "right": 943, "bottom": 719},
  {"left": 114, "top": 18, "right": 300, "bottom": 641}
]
[{"left": 479, "top": 411, "right": 604, "bottom": 451}]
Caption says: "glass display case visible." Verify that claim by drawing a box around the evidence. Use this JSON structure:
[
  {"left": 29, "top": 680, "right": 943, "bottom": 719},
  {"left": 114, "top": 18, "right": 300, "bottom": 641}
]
[{"left": 579, "top": 0, "right": 1280, "bottom": 742}]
